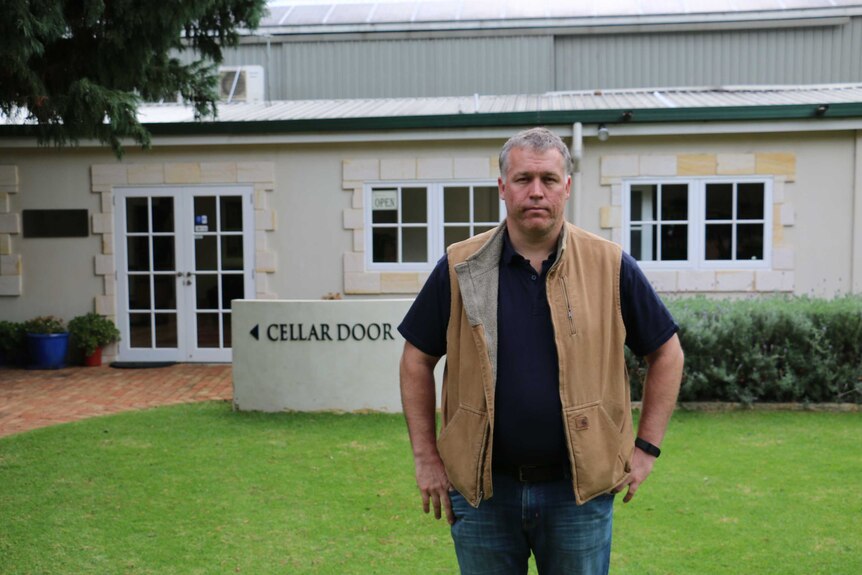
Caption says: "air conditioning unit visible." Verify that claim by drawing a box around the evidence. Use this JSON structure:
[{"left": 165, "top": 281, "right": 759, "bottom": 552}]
[{"left": 218, "top": 66, "right": 265, "bottom": 103}]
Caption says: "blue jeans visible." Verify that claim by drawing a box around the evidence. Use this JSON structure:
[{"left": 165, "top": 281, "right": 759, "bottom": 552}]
[{"left": 449, "top": 473, "right": 614, "bottom": 575}]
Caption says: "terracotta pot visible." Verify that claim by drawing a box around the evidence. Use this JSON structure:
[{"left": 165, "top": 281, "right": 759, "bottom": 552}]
[{"left": 84, "top": 347, "right": 102, "bottom": 367}]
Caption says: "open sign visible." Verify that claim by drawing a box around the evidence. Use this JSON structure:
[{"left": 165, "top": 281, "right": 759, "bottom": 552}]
[{"left": 372, "top": 190, "right": 397, "bottom": 210}]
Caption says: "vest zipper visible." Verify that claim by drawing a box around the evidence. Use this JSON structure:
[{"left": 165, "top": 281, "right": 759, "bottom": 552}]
[{"left": 560, "top": 276, "right": 577, "bottom": 335}]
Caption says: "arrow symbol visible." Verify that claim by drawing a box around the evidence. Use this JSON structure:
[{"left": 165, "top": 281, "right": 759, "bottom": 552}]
[{"left": 250, "top": 324, "right": 259, "bottom": 340}]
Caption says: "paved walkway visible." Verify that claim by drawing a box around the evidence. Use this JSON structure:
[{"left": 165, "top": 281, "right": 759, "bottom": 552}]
[{"left": 0, "top": 364, "right": 232, "bottom": 438}]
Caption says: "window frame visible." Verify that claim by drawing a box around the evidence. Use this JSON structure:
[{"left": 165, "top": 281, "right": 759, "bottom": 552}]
[
  {"left": 364, "top": 180, "right": 503, "bottom": 272},
  {"left": 622, "top": 176, "right": 773, "bottom": 270}
]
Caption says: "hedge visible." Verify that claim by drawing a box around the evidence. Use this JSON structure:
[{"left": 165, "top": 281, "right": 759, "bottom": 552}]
[{"left": 627, "top": 296, "right": 862, "bottom": 404}]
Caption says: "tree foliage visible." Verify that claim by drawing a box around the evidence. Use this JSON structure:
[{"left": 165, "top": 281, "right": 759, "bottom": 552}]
[{"left": 0, "top": 0, "right": 266, "bottom": 157}]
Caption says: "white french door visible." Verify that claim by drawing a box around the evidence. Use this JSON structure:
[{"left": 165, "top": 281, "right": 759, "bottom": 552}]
[{"left": 115, "top": 186, "right": 255, "bottom": 362}]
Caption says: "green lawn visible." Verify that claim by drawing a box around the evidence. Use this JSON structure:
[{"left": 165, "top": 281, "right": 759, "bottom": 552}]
[{"left": 1, "top": 404, "right": 859, "bottom": 574}]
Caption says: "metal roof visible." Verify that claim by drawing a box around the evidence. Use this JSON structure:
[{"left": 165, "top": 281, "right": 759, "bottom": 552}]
[
  {"left": 5, "top": 84, "right": 862, "bottom": 138},
  {"left": 258, "top": 0, "right": 862, "bottom": 33},
  {"left": 133, "top": 83, "right": 862, "bottom": 122}
]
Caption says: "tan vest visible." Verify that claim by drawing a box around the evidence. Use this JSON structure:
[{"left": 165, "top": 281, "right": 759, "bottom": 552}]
[{"left": 437, "top": 221, "right": 633, "bottom": 507}]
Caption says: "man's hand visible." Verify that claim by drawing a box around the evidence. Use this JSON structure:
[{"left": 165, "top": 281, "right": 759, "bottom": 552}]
[
  {"left": 615, "top": 333, "right": 683, "bottom": 503},
  {"left": 400, "top": 341, "right": 454, "bottom": 524},
  {"left": 415, "top": 455, "right": 455, "bottom": 524},
  {"left": 615, "top": 447, "right": 656, "bottom": 503}
]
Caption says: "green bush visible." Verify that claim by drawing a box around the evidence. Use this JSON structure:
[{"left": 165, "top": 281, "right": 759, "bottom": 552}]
[
  {"left": 68, "top": 313, "right": 120, "bottom": 356},
  {"left": 0, "top": 320, "right": 27, "bottom": 364},
  {"left": 627, "top": 296, "right": 862, "bottom": 404},
  {"left": 23, "top": 315, "right": 67, "bottom": 335}
]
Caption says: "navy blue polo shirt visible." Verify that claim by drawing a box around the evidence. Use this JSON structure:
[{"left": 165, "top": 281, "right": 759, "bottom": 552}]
[{"left": 398, "top": 231, "right": 678, "bottom": 468}]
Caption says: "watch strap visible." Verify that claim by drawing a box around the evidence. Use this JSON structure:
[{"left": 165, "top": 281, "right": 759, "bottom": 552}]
[{"left": 635, "top": 437, "right": 661, "bottom": 458}]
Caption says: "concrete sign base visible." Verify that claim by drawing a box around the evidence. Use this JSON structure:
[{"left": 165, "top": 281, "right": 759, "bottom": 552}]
[{"left": 232, "top": 299, "right": 415, "bottom": 413}]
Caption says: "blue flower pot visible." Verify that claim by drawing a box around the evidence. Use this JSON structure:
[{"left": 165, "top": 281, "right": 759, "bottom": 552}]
[{"left": 27, "top": 333, "right": 69, "bottom": 369}]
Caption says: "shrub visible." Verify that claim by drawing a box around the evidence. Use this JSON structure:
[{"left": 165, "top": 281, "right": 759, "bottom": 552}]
[
  {"left": 68, "top": 313, "right": 121, "bottom": 356},
  {"left": 0, "top": 320, "right": 27, "bottom": 364},
  {"left": 23, "top": 315, "right": 67, "bottom": 335},
  {"left": 627, "top": 296, "right": 862, "bottom": 404}
]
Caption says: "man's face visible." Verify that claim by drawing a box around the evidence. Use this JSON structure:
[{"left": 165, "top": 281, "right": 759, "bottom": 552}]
[{"left": 498, "top": 146, "right": 572, "bottom": 241}]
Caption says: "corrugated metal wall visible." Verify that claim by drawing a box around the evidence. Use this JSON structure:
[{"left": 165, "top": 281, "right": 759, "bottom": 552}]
[
  {"left": 554, "top": 18, "right": 862, "bottom": 90},
  {"left": 219, "top": 36, "right": 554, "bottom": 99},
  {"left": 207, "top": 16, "right": 862, "bottom": 99}
]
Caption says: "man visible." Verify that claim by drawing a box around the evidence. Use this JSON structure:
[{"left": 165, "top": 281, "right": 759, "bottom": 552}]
[{"left": 398, "top": 127, "right": 684, "bottom": 574}]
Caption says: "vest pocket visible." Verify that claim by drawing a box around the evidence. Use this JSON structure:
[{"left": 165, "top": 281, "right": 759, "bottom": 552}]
[
  {"left": 564, "top": 401, "right": 627, "bottom": 501},
  {"left": 437, "top": 405, "right": 489, "bottom": 505}
]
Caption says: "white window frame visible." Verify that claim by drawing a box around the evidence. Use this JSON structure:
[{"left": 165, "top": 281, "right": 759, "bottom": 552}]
[
  {"left": 364, "top": 181, "right": 503, "bottom": 272},
  {"left": 622, "top": 177, "right": 773, "bottom": 270}
]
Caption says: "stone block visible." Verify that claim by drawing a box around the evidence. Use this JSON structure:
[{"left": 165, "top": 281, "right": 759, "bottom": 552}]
[
  {"left": 717, "top": 153, "right": 755, "bottom": 175},
  {"left": 610, "top": 184, "right": 622, "bottom": 207},
  {"left": 639, "top": 155, "right": 677, "bottom": 176},
  {"left": 756, "top": 153, "right": 795, "bottom": 180},
  {"left": 200, "top": 162, "right": 237, "bottom": 183},
  {"left": 104, "top": 274, "right": 116, "bottom": 296},
  {"left": 600, "top": 155, "right": 639, "bottom": 178},
  {"left": 165, "top": 163, "right": 202, "bottom": 184},
  {"left": 0, "top": 213, "right": 20, "bottom": 234},
  {"left": 677, "top": 154, "right": 717, "bottom": 176},
  {"left": 343, "top": 208, "right": 364, "bottom": 230},
  {"left": 254, "top": 209, "right": 276, "bottom": 231},
  {"left": 715, "top": 271, "right": 755, "bottom": 291},
  {"left": 343, "top": 251, "right": 365, "bottom": 273},
  {"left": 417, "top": 158, "right": 453, "bottom": 180},
  {"left": 342, "top": 180, "right": 363, "bottom": 191},
  {"left": 353, "top": 229, "right": 365, "bottom": 252},
  {"left": 127, "top": 164, "right": 165, "bottom": 185},
  {"left": 0, "top": 275, "right": 22, "bottom": 296},
  {"left": 254, "top": 189, "right": 269, "bottom": 210},
  {"left": 643, "top": 270, "right": 678, "bottom": 292},
  {"left": 677, "top": 270, "right": 717, "bottom": 292},
  {"left": 91, "top": 213, "right": 113, "bottom": 235},
  {"left": 381, "top": 272, "right": 422, "bottom": 293},
  {"left": 254, "top": 181, "right": 275, "bottom": 193},
  {"left": 0, "top": 193, "right": 8, "bottom": 213},
  {"left": 611, "top": 228, "right": 622, "bottom": 245},
  {"left": 94, "top": 254, "right": 115, "bottom": 276},
  {"left": 255, "top": 250, "right": 277, "bottom": 273},
  {"left": 0, "top": 185, "right": 17, "bottom": 195},
  {"left": 599, "top": 206, "right": 620, "bottom": 229},
  {"left": 344, "top": 271, "right": 381, "bottom": 294},
  {"left": 95, "top": 294, "right": 116, "bottom": 316},
  {"left": 454, "top": 157, "right": 492, "bottom": 179},
  {"left": 237, "top": 161, "right": 274, "bottom": 183},
  {"left": 91, "top": 164, "right": 128, "bottom": 187},
  {"left": 755, "top": 270, "right": 795, "bottom": 292},
  {"left": 772, "top": 218, "right": 785, "bottom": 246},
  {"left": 342, "top": 159, "right": 380, "bottom": 182},
  {"left": 381, "top": 158, "right": 417, "bottom": 180},
  {"left": 100, "top": 192, "right": 113, "bottom": 213},
  {"left": 772, "top": 247, "right": 795, "bottom": 270},
  {"left": 0, "top": 254, "right": 21, "bottom": 275},
  {"left": 100, "top": 233, "right": 113, "bottom": 255},
  {"left": 0, "top": 166, "right": 18, "bottom": 187},
  {"left": 0, "top": 234, "right": 11, "bottom": 255},
  {"left": 772, "top": 178, "right": 786, "bottom": 203},
  {"left": 352, "top": 188, "right": 363, "bottom": 209}
]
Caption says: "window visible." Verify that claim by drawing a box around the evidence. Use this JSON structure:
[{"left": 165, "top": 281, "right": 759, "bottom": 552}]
[
  {"left": 365, "top": 182, "right": 503, "bottom": 270},
  {"left": 624, "top": 178, "right": 771, "bottom": 269}
]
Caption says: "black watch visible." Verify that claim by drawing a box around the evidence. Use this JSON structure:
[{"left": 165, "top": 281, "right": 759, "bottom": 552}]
[{"left": 635, "top": 437, "right": 661, "bottom": 458}]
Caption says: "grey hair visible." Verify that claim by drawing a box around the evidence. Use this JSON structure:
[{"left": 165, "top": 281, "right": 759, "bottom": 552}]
[{"left": 499, "top": 127, "right": 573, "bottom": 178}]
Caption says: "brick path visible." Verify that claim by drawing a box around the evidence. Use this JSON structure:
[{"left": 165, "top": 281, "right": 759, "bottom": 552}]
[{"left": 0, "top": 364, "right": 232, "bottom": 438}]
